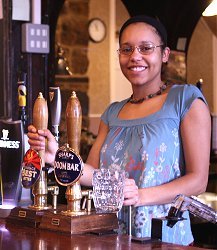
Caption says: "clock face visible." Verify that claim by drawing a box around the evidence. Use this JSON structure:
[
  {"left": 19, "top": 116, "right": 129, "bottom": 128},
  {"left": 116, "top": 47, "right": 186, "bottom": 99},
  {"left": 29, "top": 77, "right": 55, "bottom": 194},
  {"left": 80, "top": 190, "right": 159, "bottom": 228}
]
[{"left": 88, "top": 18, "right": 106, "bottom": 43}]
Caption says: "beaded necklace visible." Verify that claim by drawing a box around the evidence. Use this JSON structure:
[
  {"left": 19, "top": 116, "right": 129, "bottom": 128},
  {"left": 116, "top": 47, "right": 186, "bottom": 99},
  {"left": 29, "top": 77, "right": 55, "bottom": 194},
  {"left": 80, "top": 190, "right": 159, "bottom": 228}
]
[{"left": 128, "top": 83, "right": 168, "bottom": 104}]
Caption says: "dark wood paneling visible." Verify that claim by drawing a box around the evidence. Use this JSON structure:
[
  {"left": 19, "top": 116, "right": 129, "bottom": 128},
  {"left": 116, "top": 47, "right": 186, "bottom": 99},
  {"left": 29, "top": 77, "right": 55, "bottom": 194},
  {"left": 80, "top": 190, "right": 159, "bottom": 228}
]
[{"left": 0, "top": 0, "right": 65, "bottom": 132}]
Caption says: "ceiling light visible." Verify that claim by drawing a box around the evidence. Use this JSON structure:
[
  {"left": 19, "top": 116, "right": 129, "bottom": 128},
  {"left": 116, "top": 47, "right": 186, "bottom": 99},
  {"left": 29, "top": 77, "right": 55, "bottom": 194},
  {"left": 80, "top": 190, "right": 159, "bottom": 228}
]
[{"left": 203, "top": 0, "right": 217, "bottom": 16}]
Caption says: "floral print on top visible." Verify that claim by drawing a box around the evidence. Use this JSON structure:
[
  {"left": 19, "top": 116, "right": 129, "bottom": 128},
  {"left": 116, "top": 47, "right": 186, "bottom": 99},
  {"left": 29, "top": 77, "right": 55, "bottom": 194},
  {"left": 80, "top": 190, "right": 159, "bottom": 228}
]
[{"left": 100, "top": 84, "right": 207, "bottom": 246}]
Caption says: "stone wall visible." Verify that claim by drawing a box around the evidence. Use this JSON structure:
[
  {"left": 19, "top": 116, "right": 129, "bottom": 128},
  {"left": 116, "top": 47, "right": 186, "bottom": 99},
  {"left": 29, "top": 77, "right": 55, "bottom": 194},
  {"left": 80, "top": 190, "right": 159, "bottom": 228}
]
[
  {"left": 54, "top": 0, "right": 112, "bottom": 155},
  {"left": 54, "top": 0, "right": 91, "bottom": 154},
  {"left": 55, "top": 0, "right": 89, "bottom": 76}
]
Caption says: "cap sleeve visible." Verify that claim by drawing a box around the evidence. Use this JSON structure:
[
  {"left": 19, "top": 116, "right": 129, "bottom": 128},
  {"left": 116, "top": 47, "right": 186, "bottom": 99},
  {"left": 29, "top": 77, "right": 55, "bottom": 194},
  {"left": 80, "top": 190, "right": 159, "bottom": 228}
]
[
  {"left": 180, "top": 84, "right": 208, "bottom": 120},
  {"left": 101, "top": 101, "right": 120, "bottom": 125}
]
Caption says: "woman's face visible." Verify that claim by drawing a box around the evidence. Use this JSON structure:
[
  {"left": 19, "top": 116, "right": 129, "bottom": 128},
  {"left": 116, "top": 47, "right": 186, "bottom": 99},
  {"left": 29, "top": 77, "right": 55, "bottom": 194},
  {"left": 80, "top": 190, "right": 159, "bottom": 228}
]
[{"left": 119, "top": 22, "right": 170, "bottom": 87}]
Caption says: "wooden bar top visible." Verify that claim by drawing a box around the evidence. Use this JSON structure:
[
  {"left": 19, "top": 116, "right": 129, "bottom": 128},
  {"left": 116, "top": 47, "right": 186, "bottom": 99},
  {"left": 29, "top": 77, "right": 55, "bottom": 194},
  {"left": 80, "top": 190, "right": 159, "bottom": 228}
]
[{"left": 0, "top": 218, "right": 206, "bottom": 250}]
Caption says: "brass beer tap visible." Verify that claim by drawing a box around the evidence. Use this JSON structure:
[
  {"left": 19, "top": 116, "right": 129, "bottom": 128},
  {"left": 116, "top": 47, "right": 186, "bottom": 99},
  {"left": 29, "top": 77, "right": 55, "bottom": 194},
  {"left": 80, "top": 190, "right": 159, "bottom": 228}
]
[{"left": 37, "top": 91, "right": 119, "bottom": 233}]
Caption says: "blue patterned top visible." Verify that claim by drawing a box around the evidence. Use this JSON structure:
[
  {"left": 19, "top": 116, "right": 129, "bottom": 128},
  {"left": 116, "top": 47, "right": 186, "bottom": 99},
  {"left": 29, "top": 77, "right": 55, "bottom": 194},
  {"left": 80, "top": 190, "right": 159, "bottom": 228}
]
[{"left": 100, "top": 84, "right": 207, "bottom": 245}]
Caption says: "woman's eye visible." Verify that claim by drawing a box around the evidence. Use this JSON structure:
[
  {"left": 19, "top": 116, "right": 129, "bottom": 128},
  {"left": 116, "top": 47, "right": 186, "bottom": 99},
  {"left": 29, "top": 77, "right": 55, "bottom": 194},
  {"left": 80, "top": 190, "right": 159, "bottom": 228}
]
[
  {"left": 140, "top": 46, "right": 153, "bottom": 52},
  {"left": 122, "top": 47, "right": 132, "bottom": 53}
]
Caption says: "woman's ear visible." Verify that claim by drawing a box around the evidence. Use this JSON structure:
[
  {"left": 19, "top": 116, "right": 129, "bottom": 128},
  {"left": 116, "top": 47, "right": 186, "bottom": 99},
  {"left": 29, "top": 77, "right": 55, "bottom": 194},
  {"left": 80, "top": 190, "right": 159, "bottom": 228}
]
[{"left": 162, "top": 47, "right": 170, "bottom": 63}]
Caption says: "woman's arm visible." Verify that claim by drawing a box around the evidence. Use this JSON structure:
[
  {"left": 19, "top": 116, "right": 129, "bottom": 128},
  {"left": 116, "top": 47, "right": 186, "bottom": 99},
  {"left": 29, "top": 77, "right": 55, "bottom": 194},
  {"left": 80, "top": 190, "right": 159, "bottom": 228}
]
[
  {"left": 79, "top": 120, "right": 109, "bottom": 186},
  {"left": 124, "top": 99, "right": 211, "bottom": 206}
]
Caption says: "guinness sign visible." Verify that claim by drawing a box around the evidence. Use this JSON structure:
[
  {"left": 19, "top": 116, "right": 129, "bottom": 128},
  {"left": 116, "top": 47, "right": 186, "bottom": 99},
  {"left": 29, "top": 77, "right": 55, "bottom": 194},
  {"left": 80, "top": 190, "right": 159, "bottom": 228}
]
[{"left": 0, "top": 119, "right": 24, "bottom": 206}]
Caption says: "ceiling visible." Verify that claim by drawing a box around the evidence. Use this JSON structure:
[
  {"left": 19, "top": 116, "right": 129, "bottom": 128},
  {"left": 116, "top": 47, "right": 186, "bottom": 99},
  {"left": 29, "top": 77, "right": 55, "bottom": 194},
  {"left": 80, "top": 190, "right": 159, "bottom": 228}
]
[{"left": 121, "top": 0, "right": 214, "bottom": 51}]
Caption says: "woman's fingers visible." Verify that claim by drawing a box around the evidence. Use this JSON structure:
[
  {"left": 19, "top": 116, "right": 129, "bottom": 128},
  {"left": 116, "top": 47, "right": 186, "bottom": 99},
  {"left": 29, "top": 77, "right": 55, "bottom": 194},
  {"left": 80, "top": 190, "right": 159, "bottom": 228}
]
[{"left": 123, "top": 178, "right": 139, "bottom": 206}]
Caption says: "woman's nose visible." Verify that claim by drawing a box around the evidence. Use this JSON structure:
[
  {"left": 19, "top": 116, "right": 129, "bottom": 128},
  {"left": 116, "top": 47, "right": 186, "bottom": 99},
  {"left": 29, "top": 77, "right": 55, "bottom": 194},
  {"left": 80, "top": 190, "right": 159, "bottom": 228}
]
[{"left": 130, "top": 48, "right": 143, "bottom": 60}]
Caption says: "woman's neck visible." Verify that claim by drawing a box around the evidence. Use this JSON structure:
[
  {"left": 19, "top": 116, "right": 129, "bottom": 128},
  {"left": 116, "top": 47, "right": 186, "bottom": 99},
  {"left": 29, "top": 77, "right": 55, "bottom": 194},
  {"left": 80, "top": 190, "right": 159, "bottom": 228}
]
[{"left": 131, "top": 81, "right": 164, "bottom": 99}]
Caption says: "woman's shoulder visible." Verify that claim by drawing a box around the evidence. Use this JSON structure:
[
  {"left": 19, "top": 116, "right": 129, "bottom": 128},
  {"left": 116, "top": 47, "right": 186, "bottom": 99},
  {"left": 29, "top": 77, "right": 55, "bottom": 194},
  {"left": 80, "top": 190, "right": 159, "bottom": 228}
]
[
  {"left": 105, "top": 98, "right": 129, "bottom": 113},
  {"left": 169, "top": 83, "right": 205, "bottom": 100},
  {"left": 170, "top": 83, "right": 199, "bottom": 92},
  {"left": 166, "top": 83, "right": 207, "bottom": 120},
  {"left": 101, "top": 98, "right": 129, "bottom": 123}
]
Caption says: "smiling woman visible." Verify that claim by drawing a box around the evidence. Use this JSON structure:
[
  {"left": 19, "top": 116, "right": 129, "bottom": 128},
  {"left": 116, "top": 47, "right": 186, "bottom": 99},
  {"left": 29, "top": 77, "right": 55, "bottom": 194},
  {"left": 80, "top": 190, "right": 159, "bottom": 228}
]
[
  {"left": 27, "top": 14, "right": 211, "bottom": 246},
  {"left": 0, "top": 1, "right": 215, "bottom": 248}
]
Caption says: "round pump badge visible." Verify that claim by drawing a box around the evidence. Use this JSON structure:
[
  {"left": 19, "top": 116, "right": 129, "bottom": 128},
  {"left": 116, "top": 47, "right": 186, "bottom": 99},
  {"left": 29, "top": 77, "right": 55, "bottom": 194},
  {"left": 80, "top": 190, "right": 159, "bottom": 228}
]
[
  {"left": 54, "top": 145, "right": 83, "bottom": 186},
  {"left": 21, "top": 149, "right": 42, "bottom": 188}
]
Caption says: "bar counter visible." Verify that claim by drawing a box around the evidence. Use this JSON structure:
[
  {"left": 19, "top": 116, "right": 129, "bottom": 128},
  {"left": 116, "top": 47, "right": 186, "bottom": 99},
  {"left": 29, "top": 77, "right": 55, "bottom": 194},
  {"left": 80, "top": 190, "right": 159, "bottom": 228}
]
[{"left": 0, "top": 218, "right": 208, "bottom": 250}]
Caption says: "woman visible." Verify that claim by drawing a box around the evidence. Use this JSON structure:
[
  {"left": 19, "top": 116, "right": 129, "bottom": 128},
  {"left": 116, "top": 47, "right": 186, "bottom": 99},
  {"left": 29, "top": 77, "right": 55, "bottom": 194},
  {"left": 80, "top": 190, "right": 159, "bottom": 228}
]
[{"left": 28, "top": 15, "right": 211, "bottom": 245}]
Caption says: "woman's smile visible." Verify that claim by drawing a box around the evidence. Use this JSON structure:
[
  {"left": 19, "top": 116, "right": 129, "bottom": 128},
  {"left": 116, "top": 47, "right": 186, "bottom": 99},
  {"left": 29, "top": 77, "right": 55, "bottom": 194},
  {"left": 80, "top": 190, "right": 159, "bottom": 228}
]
[{"left": 128, "top": 66, "right": 148, "bottom": 72}]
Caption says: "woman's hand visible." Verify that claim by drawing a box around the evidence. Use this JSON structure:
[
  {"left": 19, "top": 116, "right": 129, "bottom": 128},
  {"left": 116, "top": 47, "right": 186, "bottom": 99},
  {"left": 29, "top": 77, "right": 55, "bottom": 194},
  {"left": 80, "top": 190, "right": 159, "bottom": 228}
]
[
  {"left": 27, "top": 125, "right": 58, "bottom": 165},
  {"left": 123, "top": 178, "right": 139, "bottom": 206}
]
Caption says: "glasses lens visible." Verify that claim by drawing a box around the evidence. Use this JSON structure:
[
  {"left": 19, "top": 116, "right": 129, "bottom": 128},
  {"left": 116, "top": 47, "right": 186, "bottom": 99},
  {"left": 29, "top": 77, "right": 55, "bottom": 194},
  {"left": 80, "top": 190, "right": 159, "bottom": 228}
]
[
  {"left": 119, "top": 46, "right": 133, "bottom": 56},
  {"left": 139, "top": 45, "right": 154, "bottom": 55}
]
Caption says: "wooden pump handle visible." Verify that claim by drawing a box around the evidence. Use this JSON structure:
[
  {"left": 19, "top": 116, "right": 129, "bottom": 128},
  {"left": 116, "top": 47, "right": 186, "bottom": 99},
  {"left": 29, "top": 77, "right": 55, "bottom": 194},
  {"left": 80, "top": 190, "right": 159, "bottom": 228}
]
[
  {"left": 33, "top": 92, "right": 48, "bottom": 131},
  {"left": 31, "top": 92, "right": 50, "bottom": 209},
  {"left": 65, "top": 91, "right": 82, "bottom": 153},
  {"left": 32, "top": 92, "right": 48, "bottom": 167}
]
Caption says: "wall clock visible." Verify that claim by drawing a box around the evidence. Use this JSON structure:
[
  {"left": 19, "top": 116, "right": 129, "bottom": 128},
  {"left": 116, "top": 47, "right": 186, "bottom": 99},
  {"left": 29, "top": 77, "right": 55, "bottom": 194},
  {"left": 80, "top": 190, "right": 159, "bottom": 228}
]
[{"left": 88, "top": 18, "right": 106, "bottom": 43}]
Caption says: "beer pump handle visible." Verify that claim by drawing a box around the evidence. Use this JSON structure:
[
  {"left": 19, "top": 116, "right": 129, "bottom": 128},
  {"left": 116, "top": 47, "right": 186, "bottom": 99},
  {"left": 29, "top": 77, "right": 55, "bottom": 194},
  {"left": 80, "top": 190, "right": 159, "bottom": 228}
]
[
  {"left": 17, "top": 72, "right": 28, "bottom": 132},
  {"left": 33, "top": 92, "right": 48, "bottom": 167},
  {"left": 48, "top": 87, "right": 61, "bottom": 142},
  {"left": 65, "top": 91, "right": 82, "bottom": 153}
]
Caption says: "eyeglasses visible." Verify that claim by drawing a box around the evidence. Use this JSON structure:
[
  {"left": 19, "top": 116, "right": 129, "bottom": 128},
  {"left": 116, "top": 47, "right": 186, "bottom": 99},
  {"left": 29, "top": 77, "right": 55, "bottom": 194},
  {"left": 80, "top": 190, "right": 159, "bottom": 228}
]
[{"left": 117, "top": 44, "right": 163, "bottom": 56}]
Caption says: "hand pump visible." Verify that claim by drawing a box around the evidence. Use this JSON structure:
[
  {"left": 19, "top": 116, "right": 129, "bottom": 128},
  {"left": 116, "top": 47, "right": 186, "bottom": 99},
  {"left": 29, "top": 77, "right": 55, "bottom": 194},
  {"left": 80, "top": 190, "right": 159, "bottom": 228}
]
[{"left": 29, "top": 92, "right": 51, "bottom": 210}]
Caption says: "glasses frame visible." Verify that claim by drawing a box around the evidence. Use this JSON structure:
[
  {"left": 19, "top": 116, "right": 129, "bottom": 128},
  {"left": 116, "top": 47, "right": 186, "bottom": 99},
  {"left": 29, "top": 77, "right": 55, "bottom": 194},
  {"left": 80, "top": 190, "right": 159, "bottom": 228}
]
[{"left": 117, "top": 44, "right": 163, "bottom": 56}]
